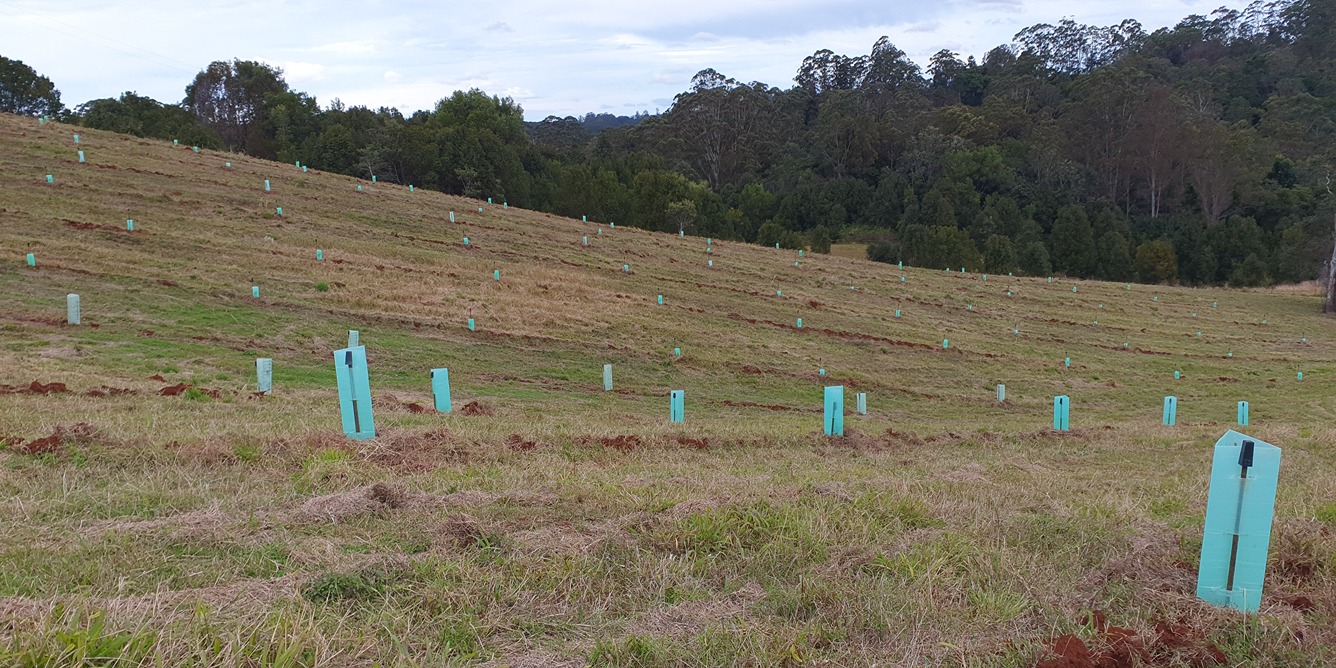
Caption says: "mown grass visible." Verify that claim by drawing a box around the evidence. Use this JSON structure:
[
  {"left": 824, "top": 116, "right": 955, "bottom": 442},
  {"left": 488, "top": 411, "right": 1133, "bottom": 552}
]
[{"left": 0, "top": 113, "right": 1334, "bottom": 666}]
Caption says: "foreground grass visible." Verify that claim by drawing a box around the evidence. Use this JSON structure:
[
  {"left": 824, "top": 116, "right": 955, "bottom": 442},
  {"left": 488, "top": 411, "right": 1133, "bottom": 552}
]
[{"left": 0, "top": 114, "right": 1333, "bottom": 666}]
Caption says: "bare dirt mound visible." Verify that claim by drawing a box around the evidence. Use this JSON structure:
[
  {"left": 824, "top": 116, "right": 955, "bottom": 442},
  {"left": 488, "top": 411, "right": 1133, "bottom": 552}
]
[
  {"left": 158, "top": 383, "right": 221, "bottom": 398},
  {"left": 298, "top": 482, "right": 419, "bottom": 523},
  {"left": 1034, "top": 612, "right": 1226, "bottom": 668},
  {"left": 0, "top": 380, "right": 69, "bottom": 395},
  {"left": 459, "top": 401, "right": 495, "bottom": 416},
  {"left": 1, "top": 423, "right": 98, "bottom": 456}
]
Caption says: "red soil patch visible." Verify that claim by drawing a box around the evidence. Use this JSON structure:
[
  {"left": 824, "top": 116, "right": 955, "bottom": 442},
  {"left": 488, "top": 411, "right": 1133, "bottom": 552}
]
[
  {"left": 1153, "top": 621, "right": 1227, "bottom": 666},
  {"left": 507, "top": 434, "right": 538, "bottom": 451},
  {"left": 674, "top": 435, "right": 710, "bottom": 450},
  {"left": 16, "top": 434, "right": 63, "bottom": 455},
  {"left": 1038, "top": 635, "right": 1093, "bottom": 668},
  {"left": 882, "top": 428, "right": 926, "bottom": 448},
  {"left": 405, "top": 402, "right": 428, "bottom": 414},
  {"left": 63, "top": 220, "right": 103, "bottom": 231},
  {"left": 459, "top": 401, "right": 494, "bottom": 416},
  {"left": 739, "top": 364, "right": 766, "bottom": 374},
  {"left": 599, "top": 435, "right": 641, "bottom": 452},
  {"left": 807, "top": 299, "right": 823, "bottom": 309},
  {"left": 148, "top": 374, "right": 167, "bottom": 381},
  {"left": 157, "top": 279, "right": 179, "bottom": 287},
  {"left": 158, "top": 384, "right": 222, "bottom": 398},
  {"left": 0, "top": 381, "right": 69, "bottom": 395},
  {"left": 1035, "top": 612, "right": 1225, "bottom": 668},
  {"left": 85, "top": 387, "right": 135, "bottom": 398},
  {"left": 2, "top": 423, "right": 97, "bottom": 456}
]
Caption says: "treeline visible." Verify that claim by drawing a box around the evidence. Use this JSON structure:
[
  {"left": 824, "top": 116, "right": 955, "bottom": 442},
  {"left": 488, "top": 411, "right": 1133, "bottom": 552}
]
[{"left": 3, "top": 0, "right": 1334, "bottom": 286}]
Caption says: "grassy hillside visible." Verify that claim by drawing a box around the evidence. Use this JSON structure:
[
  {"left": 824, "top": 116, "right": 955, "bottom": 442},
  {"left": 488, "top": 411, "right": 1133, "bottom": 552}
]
[{"left": 0, "top": 113, "right": 1333, "bottom": 666}]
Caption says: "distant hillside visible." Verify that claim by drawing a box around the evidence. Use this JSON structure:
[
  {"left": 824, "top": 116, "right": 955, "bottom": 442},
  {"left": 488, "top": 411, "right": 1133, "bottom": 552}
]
[
  {"left": 526, "top": 112, "right": 650, "bottom": 148},
  {"left": 7, "top": 0, "right": 1326, "bottom": 291}
]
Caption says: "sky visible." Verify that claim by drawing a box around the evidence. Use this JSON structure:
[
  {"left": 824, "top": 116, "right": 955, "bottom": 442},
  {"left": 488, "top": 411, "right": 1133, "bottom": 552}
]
[{"left": 0, "top": 0, "right": 1253, "bottom": 121}]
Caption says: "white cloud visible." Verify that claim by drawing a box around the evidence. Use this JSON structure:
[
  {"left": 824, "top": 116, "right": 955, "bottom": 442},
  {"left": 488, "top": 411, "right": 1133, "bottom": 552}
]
[
  {"left": 384, "top": 70, "right": 402, "bottom": 82},
  {"left": 905, "top": 21, "right": 943, "bottom": 33},
  {"left": 306, "top": 41, "right": 381, "bottom": 56},
  {"left": 282, "top": 62, "right": 327, "bottom": 83},
  {"left": 649, "top": 70, "right": 691, "bottom": 85}
]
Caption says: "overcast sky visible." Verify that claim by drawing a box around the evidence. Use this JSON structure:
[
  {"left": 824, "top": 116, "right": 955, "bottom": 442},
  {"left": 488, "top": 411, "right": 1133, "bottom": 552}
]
[{"left": 1, "top": 0, "right": 1251, "bottom": 120}]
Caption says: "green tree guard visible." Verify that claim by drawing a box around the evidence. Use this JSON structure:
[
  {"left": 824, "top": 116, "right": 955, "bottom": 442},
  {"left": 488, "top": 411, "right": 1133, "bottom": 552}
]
[
  {"left": 334, "top": 347, "right": 375, "bottom": 439},
  {"left": 1197, "top": 433, "right": 1281, "bottom": 612},
  {"left": 256, "top": 358, "right": 273, "bottom": 395},
  {"left": 823, "top": 386, "right": 844, "bottom": 436},
  {"left": 1052, "top": 396, "right": 1070, "bottom": 431},
  {"left": 431, "top": 368, "right": 452, "bottom": 412}
]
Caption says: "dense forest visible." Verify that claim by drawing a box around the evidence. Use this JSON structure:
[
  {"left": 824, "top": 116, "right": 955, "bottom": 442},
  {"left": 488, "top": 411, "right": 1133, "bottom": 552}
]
[{"left": 2, "top": 0, "right": 1334, "bottom": 289}]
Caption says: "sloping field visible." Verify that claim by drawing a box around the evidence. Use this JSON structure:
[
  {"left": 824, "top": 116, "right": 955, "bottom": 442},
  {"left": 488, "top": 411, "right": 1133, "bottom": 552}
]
[{"left": 0, "top": 113, "right": 1333, "bottom": 666}]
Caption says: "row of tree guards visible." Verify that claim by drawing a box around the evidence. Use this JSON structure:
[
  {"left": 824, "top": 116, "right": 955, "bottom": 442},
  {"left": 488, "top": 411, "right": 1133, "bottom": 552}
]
[
  {"left": 51, "top": 297, "right": 1278, "bottom": 433},
  {"left": 324, "top": 337, "right": 1284, "bottom": 616},
  {"left": 318, "top": 334, "right": 1262, "bottom": 438}
]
